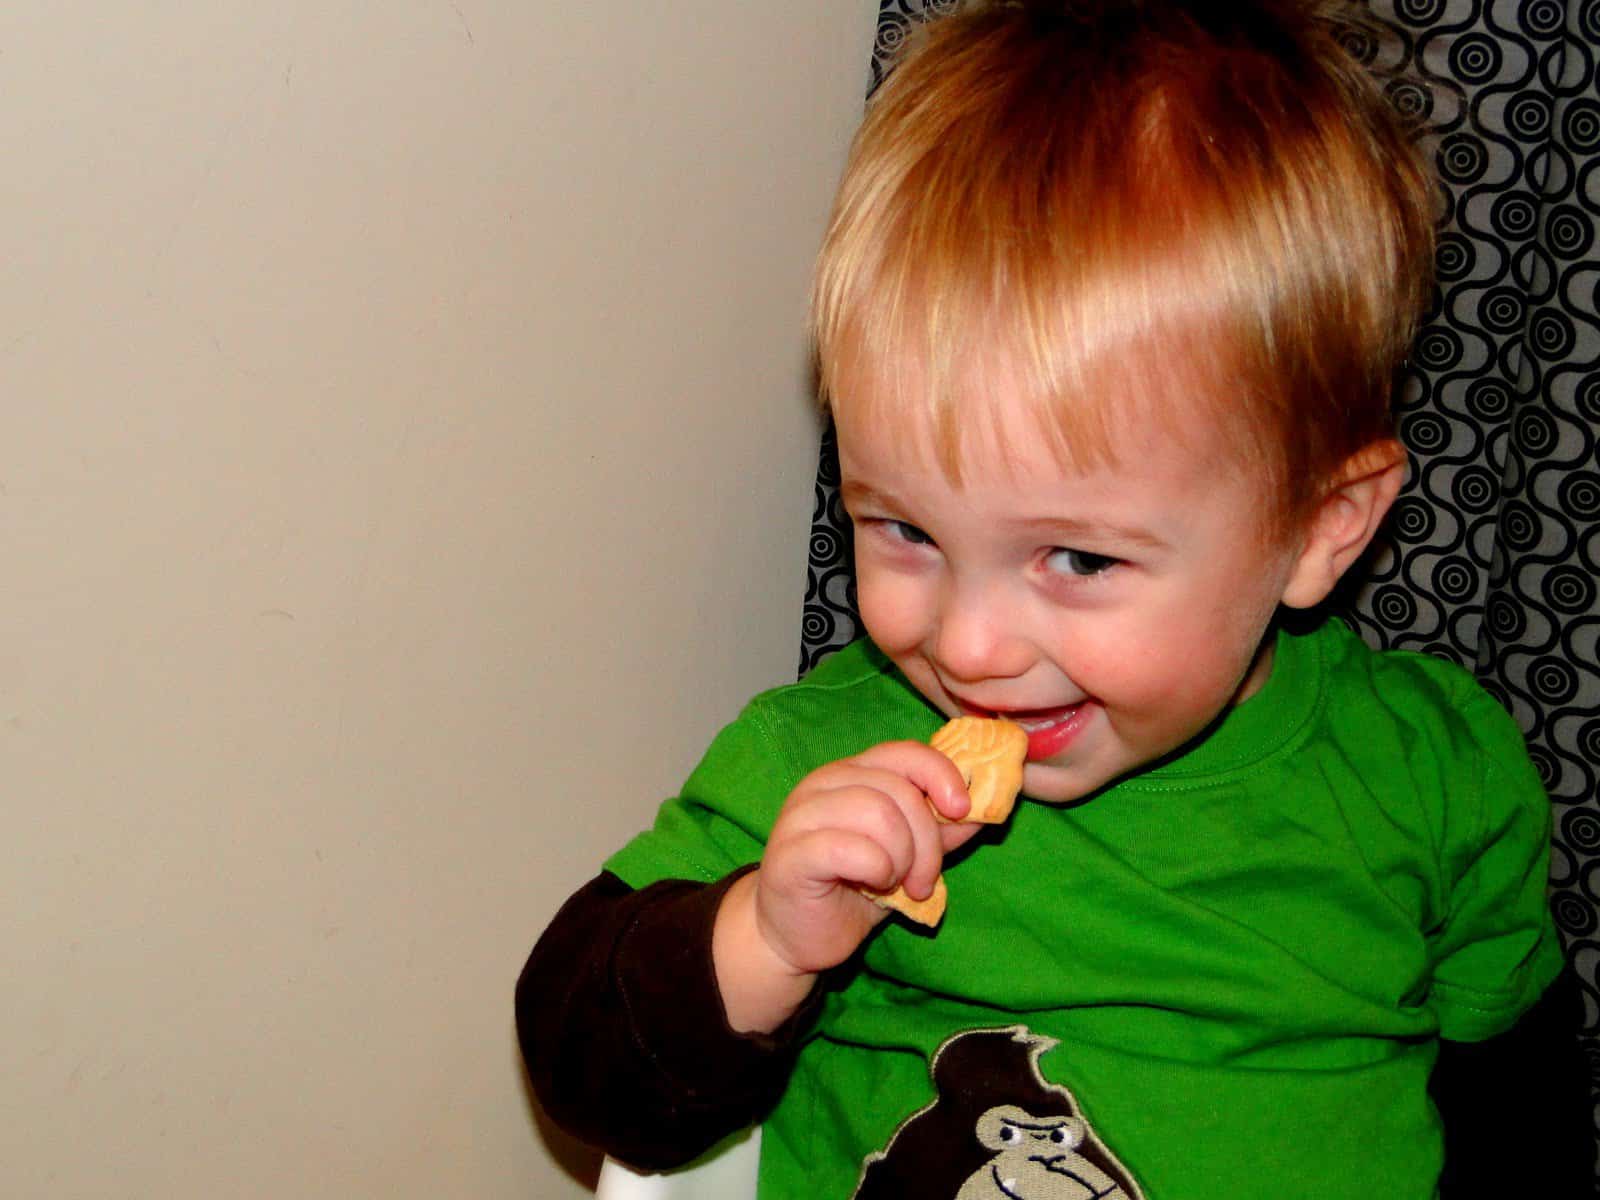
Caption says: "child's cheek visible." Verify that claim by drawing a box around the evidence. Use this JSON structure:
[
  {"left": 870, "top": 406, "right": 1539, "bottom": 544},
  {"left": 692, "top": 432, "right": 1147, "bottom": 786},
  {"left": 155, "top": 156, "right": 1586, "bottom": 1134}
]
[
  {"left": 1086, "top": 632, "right": 1227, "bottom": 718},
  {"left": 1135, "top": 644, "right": 1251, "bottom": 728},
  {"left": 856, "top": 573, "right": 927, "bottom": 656}
]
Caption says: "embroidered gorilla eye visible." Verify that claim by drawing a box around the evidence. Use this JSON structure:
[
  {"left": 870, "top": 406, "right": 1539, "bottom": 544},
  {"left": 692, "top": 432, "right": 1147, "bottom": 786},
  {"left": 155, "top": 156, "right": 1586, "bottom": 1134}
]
[
  {"left": 1000, "top": 1124, "right": 1021, "bottom": 1144},
  {"left": 1049, "top": 1127, "right": 1068, "bottom": 1143}
]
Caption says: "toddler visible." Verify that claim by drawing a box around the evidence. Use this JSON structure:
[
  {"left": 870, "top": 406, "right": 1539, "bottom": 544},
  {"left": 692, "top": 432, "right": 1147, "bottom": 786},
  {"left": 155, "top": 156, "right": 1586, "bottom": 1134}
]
[{"left": 517, "top": 2, "right": 1585, "bottom": 1196}]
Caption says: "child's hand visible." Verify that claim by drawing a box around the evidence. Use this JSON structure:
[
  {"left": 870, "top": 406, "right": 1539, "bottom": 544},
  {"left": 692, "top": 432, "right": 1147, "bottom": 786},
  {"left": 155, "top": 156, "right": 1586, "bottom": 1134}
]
[
  {"left": 758, "top": 741, "right": 980, "bottom": 966},
  {"left": 712, "top": 742, "right": 981, "bottom": 1033}
]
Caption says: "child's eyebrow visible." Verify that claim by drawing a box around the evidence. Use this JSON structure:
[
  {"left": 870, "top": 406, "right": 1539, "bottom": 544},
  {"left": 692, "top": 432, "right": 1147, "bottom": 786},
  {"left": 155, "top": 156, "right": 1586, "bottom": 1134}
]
[
  {"left": 1012, "top": 515, "right": 1170, "bottom": 552},
  {"left": 839, "top": 481, "right": 903, "bottom": 510}
]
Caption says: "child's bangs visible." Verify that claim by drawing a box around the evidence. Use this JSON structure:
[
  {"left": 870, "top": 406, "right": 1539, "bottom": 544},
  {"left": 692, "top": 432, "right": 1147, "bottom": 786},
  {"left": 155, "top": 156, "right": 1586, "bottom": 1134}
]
[
  {"left": 813, "top": 117, "right": 1275, "bottom": 490},
  {"left": 818, "top": 240, "right": 1252, "bottom": 489},
  {"left": 812, "top": 0, "right": 1435, "bottom": 510}
]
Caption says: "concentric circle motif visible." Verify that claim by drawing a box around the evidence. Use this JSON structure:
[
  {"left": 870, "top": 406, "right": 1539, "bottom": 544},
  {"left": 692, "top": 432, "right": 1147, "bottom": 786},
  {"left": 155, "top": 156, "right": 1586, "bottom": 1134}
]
[
  {"left": 1340, "top": 28, "right": 1380, "bottom": 63},
  {"left": 1438, "top": 132, "right": 1490, "bottom": 183},
  {"left": 1578, "top": 376, "right": 1600, "bottom": 423},
  {"left": 1515, "top": 407, "right": 1560, "bottom": 457},
  {"left": 1581, "top": 718, "right": 1600, "bottom": 771},
  {"left": 1499, "top": 501, "right": 1544, "bottom": 552},
  {"left": 1404, "top": 412, "right": 1452, "bottom": 453},
  {"left": 1565, "top": 809, "right": 1600, "bottom": 855},
  {"left": 1544, "top": 566, "right": 1597, "bottom": 614},
  {"left": 1564, "top": 100, "right": 1600, "bottom": 155},
  {"left": 1387, "top": 78, "right": 1434, "bottom": 119},
  {"left": 1464, "top": 377, "right": 1513, "bottom": 421},
  {"left": 1523, "top": 0, "right": 1567, "bottom": 36},
  {"left": 1432, "top": 556, "right": 1478, "bottom": 603},
  {"left": 1548, "top": 207, "right": 1594, "bottom": 258},
  {"left": 1413, "top": 327, "right": 1464, "bottom": 370},
  {"left": 1559, "top": 473, "right": 1600, "bottom": 520},
  {"left": 1395, "top": 0, "right": 1447, "bottom": 25},
  {"left": 1488, "top": 593, "right": 1528, "bottom": 640},
  {"left": 1434, "top": 232, "right": 1476, "bottom": 280},
  {"left": 1531, "top": 309, "right": 1577, "bottom": 359},
  {"left": 1555, "top": 892, "right": 1598, "bottom": 937},
  {"left": 1451, "top": 465, "right": 1498, "bottom": 512},
  {"left": 1373, "top": 583, "right": 1420, "bottom": 626},
  {"left": 1449, "top": 33, "right": 1504, "bottom": 83},
  {"left": 1480, "top": 286, "right": 1527, "bottom": 333},
  {"left": 1392, "top": 496, "right": 1438, "bottom": 540},
  {"left": 1491, "top": 190, "right": 1539, "bottom": 238},
  {"left": 1507, "top": 92, "right": 1554, "bottom": 140},
  {"left": 1532, "top": 655, "right": 1581, "bottom": 705}
]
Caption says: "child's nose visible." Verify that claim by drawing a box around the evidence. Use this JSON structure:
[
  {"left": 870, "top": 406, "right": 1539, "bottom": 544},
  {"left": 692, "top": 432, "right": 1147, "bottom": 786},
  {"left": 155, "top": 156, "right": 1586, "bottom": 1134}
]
[{"left": 932, "top": 582, "right": 1031, "bottom": 683}]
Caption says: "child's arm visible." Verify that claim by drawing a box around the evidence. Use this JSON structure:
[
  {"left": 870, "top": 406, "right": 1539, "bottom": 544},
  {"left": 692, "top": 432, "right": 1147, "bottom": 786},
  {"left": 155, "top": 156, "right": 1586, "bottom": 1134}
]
[
  {"left": 1431, "top": 964, "right": 1592, "bottom": 1197},
  {"left": 517, "top": 739, "right": 977, "bottom": 1164},
  {"left": 516, "top": 867, "right": 815, "bottom": 1170}
]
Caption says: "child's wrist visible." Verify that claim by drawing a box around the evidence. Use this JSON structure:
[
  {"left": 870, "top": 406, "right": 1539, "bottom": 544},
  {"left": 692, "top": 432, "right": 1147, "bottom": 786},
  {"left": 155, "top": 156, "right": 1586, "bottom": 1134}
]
[{"left": 712, "top": 870, "right": 817, "bottom": 1035}]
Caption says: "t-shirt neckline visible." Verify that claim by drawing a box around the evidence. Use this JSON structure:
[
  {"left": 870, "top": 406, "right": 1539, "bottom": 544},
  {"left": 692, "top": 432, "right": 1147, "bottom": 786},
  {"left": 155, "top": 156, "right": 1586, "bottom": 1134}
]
[{"left": 1123, "top": 618, "right": 1329, "bottom": 788}]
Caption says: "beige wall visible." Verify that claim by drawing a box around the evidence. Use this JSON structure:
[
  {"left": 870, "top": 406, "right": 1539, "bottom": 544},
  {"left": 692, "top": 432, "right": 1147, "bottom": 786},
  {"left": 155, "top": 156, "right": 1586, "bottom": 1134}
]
[{"left": 1, "top": 2, "right": 875, "bottom": 1195}]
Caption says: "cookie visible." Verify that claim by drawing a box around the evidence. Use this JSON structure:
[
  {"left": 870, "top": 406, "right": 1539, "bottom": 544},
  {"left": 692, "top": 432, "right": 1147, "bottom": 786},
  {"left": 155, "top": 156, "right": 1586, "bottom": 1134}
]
[
  {"left": 863, "top": 874, "right": 949, "bottom": 926},
  {"left": 930, "top": 715, "right": 1028, "bottom": 824},
  {"left": 868, "top": 716, "right": 1027, "bottom": 926}
]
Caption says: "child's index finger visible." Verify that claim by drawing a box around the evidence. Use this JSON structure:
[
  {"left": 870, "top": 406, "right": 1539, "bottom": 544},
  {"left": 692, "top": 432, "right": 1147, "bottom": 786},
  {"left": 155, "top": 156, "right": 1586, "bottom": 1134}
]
[{"left": 849, "top": 739, "right": 971, "bottom": 822}]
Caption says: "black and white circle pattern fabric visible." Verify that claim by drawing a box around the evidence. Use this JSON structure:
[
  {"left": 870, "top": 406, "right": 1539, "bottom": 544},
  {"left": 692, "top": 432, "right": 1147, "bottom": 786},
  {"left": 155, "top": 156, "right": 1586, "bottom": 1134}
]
[
  {"left": 1334, "top": 0, "right": 1599, "bottom": 1060},
  {"left": 797, "top": 0, "right": 1600, "bottom": 1158}
]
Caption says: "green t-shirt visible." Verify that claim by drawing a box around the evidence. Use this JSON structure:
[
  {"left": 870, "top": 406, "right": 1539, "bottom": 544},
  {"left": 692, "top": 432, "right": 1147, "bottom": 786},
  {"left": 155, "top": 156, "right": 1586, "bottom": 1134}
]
[{"left": 606, "top": 618, "right": 1561, "bottom": 1200}]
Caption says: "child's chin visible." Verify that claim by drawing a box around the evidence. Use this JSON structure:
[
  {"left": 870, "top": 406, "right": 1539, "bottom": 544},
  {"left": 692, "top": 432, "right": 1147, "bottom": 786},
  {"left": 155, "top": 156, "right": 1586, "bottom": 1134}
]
[{"left": 1020, "top": 761, "right": 1108, "bottom": 806}]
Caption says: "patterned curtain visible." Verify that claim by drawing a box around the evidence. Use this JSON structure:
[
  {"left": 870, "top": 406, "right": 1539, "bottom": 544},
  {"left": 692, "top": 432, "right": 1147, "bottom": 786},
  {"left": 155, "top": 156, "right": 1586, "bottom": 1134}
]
[{"left": 799, "top": 0, "right": 1600, "bottom": 1171}]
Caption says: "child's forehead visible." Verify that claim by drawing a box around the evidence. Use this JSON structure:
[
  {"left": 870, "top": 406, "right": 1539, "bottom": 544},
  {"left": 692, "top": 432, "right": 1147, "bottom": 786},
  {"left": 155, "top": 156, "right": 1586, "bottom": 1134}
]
[{"left": 831, "top": 340, "right": 1239, "bottom": 490}]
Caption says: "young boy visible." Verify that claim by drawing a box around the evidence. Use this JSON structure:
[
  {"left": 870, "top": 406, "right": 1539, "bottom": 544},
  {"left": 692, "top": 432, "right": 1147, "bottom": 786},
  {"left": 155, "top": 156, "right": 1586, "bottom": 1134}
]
[{"left": 518, "top": 2, "right": 1585, "bottom": 1196}]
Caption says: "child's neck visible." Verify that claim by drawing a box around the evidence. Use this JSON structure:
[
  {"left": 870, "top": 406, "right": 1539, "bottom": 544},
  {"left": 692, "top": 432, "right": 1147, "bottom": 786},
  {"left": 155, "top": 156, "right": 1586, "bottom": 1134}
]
[{"left": 1231, "top": 624, "right": 1280, "bottom": 707}]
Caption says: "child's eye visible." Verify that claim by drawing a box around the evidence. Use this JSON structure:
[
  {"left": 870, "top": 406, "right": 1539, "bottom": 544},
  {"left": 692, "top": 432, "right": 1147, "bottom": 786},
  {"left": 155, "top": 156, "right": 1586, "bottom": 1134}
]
[
  {"left": 1043, "top": 547, "right": 1119, "bottom": 578},
  {"left": 884, "top": 520, "right": 934, "bottom": 546}
]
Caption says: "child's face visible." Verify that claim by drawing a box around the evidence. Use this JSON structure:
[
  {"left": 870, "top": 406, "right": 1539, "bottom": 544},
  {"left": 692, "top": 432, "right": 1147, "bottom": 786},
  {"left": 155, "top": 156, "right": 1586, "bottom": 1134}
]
[{"left": 836, "top": 389, "right": 1307, "bottom": 805}]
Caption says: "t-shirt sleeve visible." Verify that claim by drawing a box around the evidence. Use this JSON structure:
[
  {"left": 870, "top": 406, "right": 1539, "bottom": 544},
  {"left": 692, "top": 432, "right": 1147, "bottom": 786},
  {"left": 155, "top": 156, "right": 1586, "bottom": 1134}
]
[
  {"left": 1425, "top": 683, "right": 1564, "bottom": 1042},
  {"left": 605, "top": 700, "right": 805, "bottom": 890}
]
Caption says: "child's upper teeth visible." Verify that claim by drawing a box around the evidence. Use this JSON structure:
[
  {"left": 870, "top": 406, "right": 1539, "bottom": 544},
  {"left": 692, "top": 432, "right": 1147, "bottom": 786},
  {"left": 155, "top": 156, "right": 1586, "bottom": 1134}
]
[{"left": 1013, "top": 704, "right": 1079, "bottom": 731}]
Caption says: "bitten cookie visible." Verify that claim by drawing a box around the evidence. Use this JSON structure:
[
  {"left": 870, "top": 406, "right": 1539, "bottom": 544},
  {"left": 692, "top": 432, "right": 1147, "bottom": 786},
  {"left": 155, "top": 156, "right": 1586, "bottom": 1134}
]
[
  {"left": 930, "top": 716, "right": 1028, "bottom": 824},
  {"left": 867, "top": 716, "right": 1027, "bottom": 926}
]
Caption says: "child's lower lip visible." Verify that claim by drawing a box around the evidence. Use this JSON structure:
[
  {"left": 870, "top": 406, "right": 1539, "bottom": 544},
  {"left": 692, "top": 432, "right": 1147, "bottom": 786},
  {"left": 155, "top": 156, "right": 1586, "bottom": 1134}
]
[{"left": 1013, "top": 704, "right": 1093, "bottom": 761}]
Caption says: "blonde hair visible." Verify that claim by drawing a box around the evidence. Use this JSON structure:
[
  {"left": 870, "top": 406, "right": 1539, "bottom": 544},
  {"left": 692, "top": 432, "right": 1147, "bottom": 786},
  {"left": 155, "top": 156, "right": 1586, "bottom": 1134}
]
[{"left": 811, "top": 0, "right": 1436, "bottom": 524}]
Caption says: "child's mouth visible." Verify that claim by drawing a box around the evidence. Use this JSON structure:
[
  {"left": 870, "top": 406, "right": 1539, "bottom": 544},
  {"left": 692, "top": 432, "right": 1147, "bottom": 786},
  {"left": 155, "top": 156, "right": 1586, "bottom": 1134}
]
[
  {"left": 1012, "top": 703, "right": 1093, "bottom": 761},
  {"left": 958, "top": 700, "right": 1094, "bottom": 761}
]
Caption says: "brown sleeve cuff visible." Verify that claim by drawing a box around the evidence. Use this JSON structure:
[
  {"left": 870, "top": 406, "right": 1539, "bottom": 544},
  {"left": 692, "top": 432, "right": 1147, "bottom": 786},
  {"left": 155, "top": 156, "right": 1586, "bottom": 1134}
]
[
  {"left": 613, "top": 864, "right": 820, "bottom": 1087},
  {"left": 516, "top": 867, "right": 818, "bottom": 1169}
]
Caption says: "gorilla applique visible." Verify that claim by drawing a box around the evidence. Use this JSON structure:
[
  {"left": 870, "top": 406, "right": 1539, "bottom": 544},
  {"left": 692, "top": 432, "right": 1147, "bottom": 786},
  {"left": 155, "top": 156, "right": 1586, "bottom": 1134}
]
[
  {"left": 852, "top": 1027, "right": 1145, "bottom": 1200},
  {"left": 954, "top": 1105, "right": 1135, "bottom": 1199}
]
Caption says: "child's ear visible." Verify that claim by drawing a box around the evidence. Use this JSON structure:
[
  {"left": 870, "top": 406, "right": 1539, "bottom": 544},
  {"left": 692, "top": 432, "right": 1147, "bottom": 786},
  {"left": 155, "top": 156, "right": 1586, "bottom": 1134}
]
[{"left": 1281, "top": 439, "right": 1408, "bottom": 610}]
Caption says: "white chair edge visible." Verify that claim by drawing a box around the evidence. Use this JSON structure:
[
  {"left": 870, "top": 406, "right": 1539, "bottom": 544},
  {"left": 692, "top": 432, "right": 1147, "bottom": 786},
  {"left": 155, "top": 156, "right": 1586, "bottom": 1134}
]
[{"left": 595, "top": 1126, "right": 761, "bottom": 1200}]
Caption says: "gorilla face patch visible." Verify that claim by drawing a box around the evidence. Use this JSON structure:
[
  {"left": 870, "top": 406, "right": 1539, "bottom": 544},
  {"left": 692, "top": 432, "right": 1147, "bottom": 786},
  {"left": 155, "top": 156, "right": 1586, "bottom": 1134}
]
[
  {"left": 956, "top": 1105, "right": 1130, "bottom": 1199},
  {"left": 852, "top": 1027, "right": 1146, "bottom": 1200}
]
